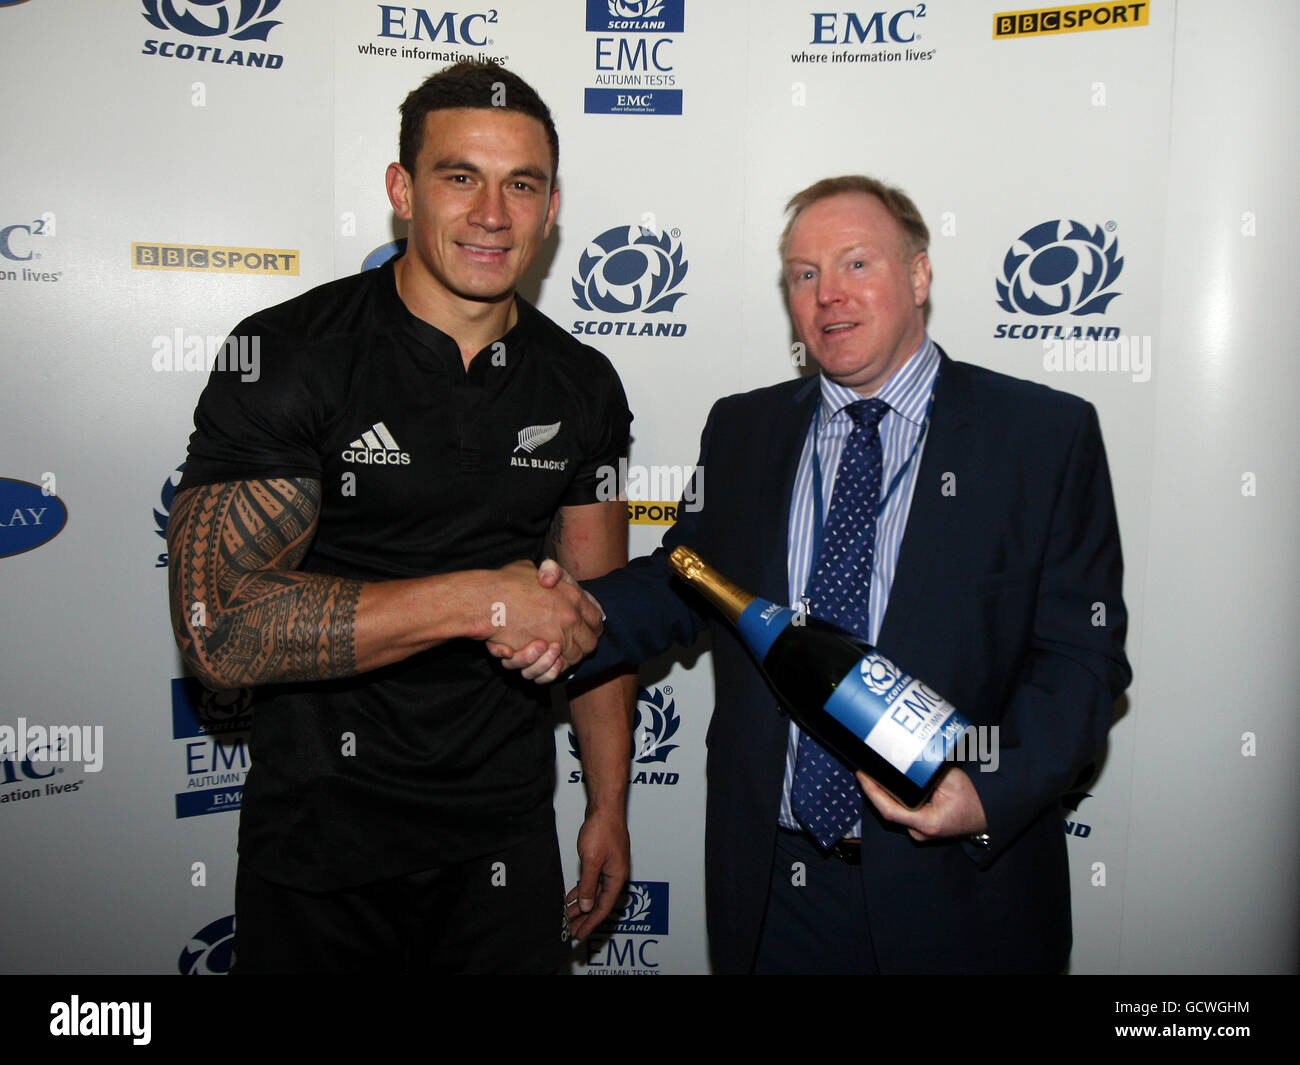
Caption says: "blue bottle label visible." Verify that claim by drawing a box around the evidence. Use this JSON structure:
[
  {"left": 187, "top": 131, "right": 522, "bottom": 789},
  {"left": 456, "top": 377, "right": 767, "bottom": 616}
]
[
  {"left": 736, "top": 599, "right": 795, "bottom": 660},
  {"left": 824, "top": 651, "right": 972, "bottom": 787}
]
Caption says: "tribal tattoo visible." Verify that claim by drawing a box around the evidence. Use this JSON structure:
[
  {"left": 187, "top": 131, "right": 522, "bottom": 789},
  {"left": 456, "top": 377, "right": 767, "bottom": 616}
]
[{"left": 167, "top": 478, "right": 363, "bottom": 688}]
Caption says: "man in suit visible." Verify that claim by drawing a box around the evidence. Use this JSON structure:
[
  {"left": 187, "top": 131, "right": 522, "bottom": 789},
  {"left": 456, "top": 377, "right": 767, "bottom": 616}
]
[{"left": 499, "top": 175, "right": 1130, "bottom": 974}]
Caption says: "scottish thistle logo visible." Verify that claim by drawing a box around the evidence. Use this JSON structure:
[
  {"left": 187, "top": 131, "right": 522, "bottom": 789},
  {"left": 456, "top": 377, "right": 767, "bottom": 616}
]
[
  {"left": 173, "top": 677, "right": 254, "bottom": 736},
  {"left": 586, "top": 0, "right": 682, "bottom": 31},
  {"left": 860, "top": 653, "right": 899, "bottom": 697},
  {"left": 153, "top": 463, "right": 185, "bottom": 567},
  {"left": 143, "top": 0, "right": 282, "bottom": 42},
  {"left": 178, "top": 914, "right": 236, "bottom": 975},
  {"left": 609, "top": 0, "right": 665, "bottom": 17},
  {"left": 995, "top": 219, "right": 1123, "bottom": 316},
  {"left": 572, "top": 225, "right": 688, "bottom": 314},
  {"left": 568, "top": 685, "right": 681, "bottom": 766},
  {"left": 617, "top": 883, "right": 653, "bottom": 923},
  {"left": 154, "top": 463, "right": 185, "bottom": 542},
  {"left": 603, "top": 881, "right": 669, "bottom": 935},
  {"left": 631, "top": 685, "right": 680, "bottom": 764}
]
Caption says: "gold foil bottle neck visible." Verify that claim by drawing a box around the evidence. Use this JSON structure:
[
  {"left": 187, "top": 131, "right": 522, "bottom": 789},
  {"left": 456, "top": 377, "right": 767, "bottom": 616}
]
[{"left": 668, "top": 546, "right": 755, "bottom": 624}]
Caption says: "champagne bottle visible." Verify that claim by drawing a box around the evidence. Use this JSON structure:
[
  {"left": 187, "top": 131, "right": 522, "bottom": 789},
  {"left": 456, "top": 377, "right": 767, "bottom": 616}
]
[{"left": 668, "top": 545, "right": 972, "bottom": 809}]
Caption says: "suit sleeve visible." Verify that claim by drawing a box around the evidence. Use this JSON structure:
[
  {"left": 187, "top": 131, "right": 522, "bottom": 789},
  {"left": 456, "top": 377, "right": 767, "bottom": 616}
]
[
  {"left": 965, "top": 401, "right": 1131, "bottom": 864},
  {"left": 574, "top": 403, "right": 723, "bottom": 677}
]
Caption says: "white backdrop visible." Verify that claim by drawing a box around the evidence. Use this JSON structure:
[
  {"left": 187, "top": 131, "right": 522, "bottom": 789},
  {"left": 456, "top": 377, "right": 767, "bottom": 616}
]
[{"left": 0, "top": 0, "right": 1295, "bottom": 976}]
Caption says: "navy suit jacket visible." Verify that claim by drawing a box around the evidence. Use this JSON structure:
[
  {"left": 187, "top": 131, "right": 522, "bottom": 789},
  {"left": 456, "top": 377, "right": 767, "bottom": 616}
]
[{"left": 582, "top": 352, "right": 1131, "bottom": 974}]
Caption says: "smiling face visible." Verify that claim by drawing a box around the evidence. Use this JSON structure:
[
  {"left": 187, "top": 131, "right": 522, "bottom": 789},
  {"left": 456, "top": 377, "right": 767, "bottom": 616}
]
[
  {"left": 784, "top": 192, "right": 931, "bottom": 397},
  {"left": 386, "top": 107, "right": 559, "bottom": 316}
]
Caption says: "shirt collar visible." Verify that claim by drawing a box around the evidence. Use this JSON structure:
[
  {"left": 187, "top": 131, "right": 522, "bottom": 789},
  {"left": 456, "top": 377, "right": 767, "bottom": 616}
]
[{"left": 817, "top": 334, "right": 940, "bottom": 429}]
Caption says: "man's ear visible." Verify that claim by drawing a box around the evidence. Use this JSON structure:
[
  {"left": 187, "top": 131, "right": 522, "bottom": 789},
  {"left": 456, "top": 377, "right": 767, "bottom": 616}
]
[
  {"left": 543, "top": 182, "right": 560, "bottom": 240},
  {"left": 386, "top": 162, "right": 413, "bottom": 221},
  {"left": 911, "top": 252, "right": 932, "bottom": 308}
]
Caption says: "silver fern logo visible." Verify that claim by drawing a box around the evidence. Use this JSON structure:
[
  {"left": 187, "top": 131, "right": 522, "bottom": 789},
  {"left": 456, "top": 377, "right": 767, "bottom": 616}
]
[
  {"left": 514, "top": 422, "right": 561, "bottom": 454},
  {"left": 509, "top": 422, "right": 568, "bottom": 472}
]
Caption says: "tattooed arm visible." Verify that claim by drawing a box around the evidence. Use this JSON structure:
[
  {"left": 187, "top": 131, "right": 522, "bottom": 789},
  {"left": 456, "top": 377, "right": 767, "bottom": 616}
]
[{"left": 166, "top": 476, "right": 605, "bottom": 690}]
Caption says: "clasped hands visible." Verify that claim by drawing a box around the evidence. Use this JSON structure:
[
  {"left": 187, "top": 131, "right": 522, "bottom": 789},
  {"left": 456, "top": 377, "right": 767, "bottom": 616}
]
[{"left": 486, "top": 559, "right": 601, "bottom": 684}]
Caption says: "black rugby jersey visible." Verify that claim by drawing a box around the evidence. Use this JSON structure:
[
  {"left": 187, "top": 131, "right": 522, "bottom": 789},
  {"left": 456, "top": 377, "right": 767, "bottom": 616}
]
[{"left": 179, "top": 258, "right": 631, "bottom": 890}]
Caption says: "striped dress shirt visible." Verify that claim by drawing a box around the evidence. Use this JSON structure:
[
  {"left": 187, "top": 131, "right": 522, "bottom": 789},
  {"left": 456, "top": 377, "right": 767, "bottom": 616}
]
[{"left": 777, "top": 336, "right": 941, "bottom": 832}]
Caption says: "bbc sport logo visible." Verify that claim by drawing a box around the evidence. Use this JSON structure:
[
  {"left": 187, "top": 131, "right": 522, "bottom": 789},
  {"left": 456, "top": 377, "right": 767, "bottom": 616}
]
[
  {"left": 132, "top": 242, "right": 299, "bottom": 275},
  {"left": 993, "top": 3, "right": 1150, "bottom": 39}
]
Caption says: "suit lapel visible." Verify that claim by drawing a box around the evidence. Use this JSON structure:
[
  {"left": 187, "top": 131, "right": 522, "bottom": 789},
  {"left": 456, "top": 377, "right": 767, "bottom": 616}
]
[
  {"left": 754, "top": 378, "right": 820, "bottom": 603},
  {"left": 879, "top": 351, "right": 973, "bottom": 652}
]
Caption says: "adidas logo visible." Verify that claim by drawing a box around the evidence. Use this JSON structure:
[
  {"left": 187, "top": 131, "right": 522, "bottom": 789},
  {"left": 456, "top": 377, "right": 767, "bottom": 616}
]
[{"left": 341, "top": 421, "right": 411, "bottom": 465}]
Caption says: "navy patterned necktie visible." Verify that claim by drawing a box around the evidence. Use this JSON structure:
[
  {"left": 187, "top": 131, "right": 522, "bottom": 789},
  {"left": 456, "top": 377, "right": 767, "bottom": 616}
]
[{"left": 792, "top": 397, "right": 890, "bottom": 848}]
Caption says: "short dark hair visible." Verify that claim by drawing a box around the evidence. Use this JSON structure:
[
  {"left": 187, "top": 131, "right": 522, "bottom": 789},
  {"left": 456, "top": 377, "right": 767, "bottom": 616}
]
[
  {"left": 398, "top": 61, "right": 559, "bottom": 181},
  {"left": 780, "top": 175, "right": 929, "bottom": 261}
]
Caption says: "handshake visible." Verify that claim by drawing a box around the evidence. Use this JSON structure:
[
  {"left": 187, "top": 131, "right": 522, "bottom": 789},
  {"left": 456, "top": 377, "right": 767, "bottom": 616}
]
[{"left": 483, "top": 559, "right": 604, "bottom": 684}]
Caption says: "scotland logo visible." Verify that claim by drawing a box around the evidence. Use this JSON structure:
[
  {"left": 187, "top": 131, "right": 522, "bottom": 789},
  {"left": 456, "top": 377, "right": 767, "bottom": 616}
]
[
  {"left": 178, "top": 914, "right": 236, "bottom": 975},
  {"left": 860, "top": 653, "right": 899, "bottom": 697},
  {"left": 617, "top": 883, "right": 653, "bottom": 923},
  {"left": 154, "top": 463, "right": 184, "bottom": 568},
  {"left": 572, "top": 225, "right": 688, "bottom": 314},
  {"left": 602, "top": 880, "right": 669, "bottom": 935},
  {"left": 154, "top": 463, "right": 185, "bottom": 542},
  {"left": 995, "top": 220, "right": 1123, "bottom": 316},
  {"left": 143, "top": 0, "right": 282, "bottom": 42},
  {"left": 569, "top": 685, "right": 680, "bottom": 765},
  {"left": 632, "top": 685, "right": 680, "bottom": 764},
  {"left": 194, "top": 681, "right": 253, "bottom": 733},
  {"left": 172, "top": 677, "right": 253, "bottom": 738},
  {"left": 1063, "top": 790, "right": 1093, "bottom": 838},
  {"left": 586, "top": 0, "right": 683, "bottom": 32},
  {"left": 610, "top": 0, "right": 664, "bottom": 17}
]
